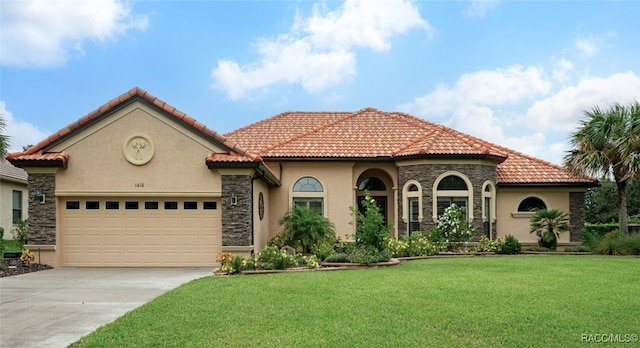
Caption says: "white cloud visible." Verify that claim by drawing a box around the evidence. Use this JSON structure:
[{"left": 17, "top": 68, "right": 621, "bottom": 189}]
[
  {"left": 0, "top": 102, "right": 50, "bottom": 154},
  {"left": 552, "top": 57, "right": 574, "bottom": 82},
  {"left": 525, "top": 71, "right": 640, "bottom": 131},
  {"left": 399, "top": 65, "right": 551, "bottom": 118},
  {"left": 1, "top": 0, "right": 148, "bottom": 68},
  {"left": 464, "top": 0, "right": 500, "bottom": 18},
  {"left": 212, "top": 0, "right": 432, "bottom": 100},
  {"left": 574, "top": 37, "right": 599, "bottom": 59}
]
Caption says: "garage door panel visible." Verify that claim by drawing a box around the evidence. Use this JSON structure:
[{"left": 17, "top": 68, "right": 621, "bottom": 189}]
[{"left": 61, "top": 197, "right": 222, "bottom": 266}]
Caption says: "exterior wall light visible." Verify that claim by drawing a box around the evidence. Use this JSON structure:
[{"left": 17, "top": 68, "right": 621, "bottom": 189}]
[
  {"left": 34, "top": 185, "right": 45, "bottom": 204},
  {"left": 230, "top": 186, "right": 238, "bottom": 206}
]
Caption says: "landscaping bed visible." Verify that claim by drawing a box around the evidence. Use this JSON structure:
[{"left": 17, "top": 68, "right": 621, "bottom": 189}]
[{"left": 0, "top": 259, "right": 53, "bottom": 278}]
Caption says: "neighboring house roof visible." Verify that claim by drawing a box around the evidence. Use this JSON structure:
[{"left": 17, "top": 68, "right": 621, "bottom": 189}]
[
  {"left": 0, "top": 160, "right": 28, "bottom": 183},
  {"left": 5, "top": 87, "right": 267, "bottom": 172},
  {"left": 225, "top": 108, "right": 596, "bottom": 186}
]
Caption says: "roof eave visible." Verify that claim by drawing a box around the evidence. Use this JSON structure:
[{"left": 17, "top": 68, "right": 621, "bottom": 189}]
[
  {"left": 394, "top": 153, "right": 507, "bottom": 163},
  {"left": 206, "top": 161, "right": 280, "bottom": 186},
  {"left": 8, "top": 159, "right": 66, "bottom": 169},
  {"left": 497, "top": 181, "right": 599, "bottom": 188},
  {"left": 262, "top": 156, "right": 395, "bottom": 162}
]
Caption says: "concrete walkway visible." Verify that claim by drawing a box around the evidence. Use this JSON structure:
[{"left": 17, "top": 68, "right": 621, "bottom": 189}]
[{"left": 0, "top": 267, "right": 213, "bottom": 348}]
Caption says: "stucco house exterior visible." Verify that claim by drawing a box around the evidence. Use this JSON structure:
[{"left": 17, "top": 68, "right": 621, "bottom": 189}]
[
  {"left": 6, "top": 87, "right": 596, "bottom": 267},
  {"left": 0, "top": 160, "right": 28, "bottom": 240}
]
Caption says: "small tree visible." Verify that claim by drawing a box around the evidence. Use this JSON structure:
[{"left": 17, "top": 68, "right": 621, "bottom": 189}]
[
  {"left": 278, "top": 206, "right": 335, "bottom": 254},
  {"left": 12, "top": 219, "right": 29, "bottom": 249},
  {"left": 530, "top": 209, "right": 570, "bottom": 250},
  {"left": 350, "top": 192, "right": 392, "bottom": 251}
]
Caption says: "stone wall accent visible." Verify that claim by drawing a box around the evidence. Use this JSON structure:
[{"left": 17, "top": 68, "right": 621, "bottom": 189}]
[
  {"left": 569, "top": 191, "right": 586, "bottom": 242},
  {"left": 397, "top": 163, "right": 497, "bottom": 240},
  {"left": 221, "top": 175, "right": 253, "bottom": 246},
  {"left": 27, "top": 173, "right": 56, "bottom": 245}
]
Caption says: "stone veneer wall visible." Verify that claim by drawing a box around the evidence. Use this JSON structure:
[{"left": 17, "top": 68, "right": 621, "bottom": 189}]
[
  {"left": 397, "top": 163, "right": 497, "bottom": 240},
  {"left": 221, "top": 175, "right": 253, "bottom": 246},
  {"left": 569, "top": 191, "right": 586, "bottom": 242},
  {"left": 27, "top": 173, "right": 56, "bottom": 244}
]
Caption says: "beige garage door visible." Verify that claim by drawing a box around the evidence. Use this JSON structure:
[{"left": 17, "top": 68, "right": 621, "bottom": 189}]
[{"left": 61, "top": 197, "right": 221, "bottom": 266}]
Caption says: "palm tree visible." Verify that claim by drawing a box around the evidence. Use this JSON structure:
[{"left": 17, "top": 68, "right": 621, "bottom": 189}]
[
  {"left": 279, "top": 205, "right": 336, "bottom": 254},
  {"left": 564, "top": 101, "right": 640, "bottom": 235},
  {"left": 530, "top": 209, "right": 570, "bottom": 250},
  {"left": 0, "top": 115, "right": 9, "bottom": 156}
]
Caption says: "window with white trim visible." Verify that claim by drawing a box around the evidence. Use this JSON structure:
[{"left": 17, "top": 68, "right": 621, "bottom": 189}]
[
  {"left": 12, "top": 190, "right": 22, "bottom": 223},
  {"left": 482, "top": 181, "right": 496, "bottom": 239},
  {"left": 518, "top": 197, "right": 546, "bottom": 212},
  {"left": 292, "top": 176, "right": 325, "bottom": 215},
  {"left": 433, "top": 172, "right": 473, "bottom": 222},
  {"left": 402, "top": 181, "right": 423, "bottom": 235}
]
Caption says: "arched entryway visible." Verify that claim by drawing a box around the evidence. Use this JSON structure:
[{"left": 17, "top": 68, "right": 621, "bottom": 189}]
[{"left": 356, "top": 169, "right": 394, "bottom": 225}]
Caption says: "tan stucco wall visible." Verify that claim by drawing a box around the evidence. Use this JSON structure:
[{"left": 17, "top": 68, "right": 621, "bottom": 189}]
[
  {"left": 253, "top": 179, "right": 270, "bottom": 252},
  {"left": 0, "top": 178, "right": 28, "bottom": 240},
  {"left": 496, "top": 188, "right": 572, "bottom": 244},
  {"left": 267, "top": 162, "right": 398, "bottom": 241},
  {"left": 52, "top": 102, "right": 224, "bottom": 196}
]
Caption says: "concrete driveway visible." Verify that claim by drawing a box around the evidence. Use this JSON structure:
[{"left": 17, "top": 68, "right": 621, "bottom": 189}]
[{"left": 0, "top": 267, "right": 213, "bottom": 348}]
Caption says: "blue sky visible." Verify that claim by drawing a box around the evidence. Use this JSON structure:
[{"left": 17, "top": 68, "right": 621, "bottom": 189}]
[{"left": 2, "top": 0, "right": 639, "bottom": 165}]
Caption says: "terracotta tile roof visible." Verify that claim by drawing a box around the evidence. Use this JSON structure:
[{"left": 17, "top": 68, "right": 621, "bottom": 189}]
[
  {"left": 6, "top": 87, "right": 262, "bottom": 167},
  {"left": 0, "top": 160, "right": 28, "bottom": 182},
  {"left": 225, "top": 108, "right": 596, "bottom": 186}
]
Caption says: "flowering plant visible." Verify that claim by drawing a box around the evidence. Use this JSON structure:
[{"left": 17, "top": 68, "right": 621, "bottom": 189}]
[
  {"left": 437, "top": 204, "right": 474, "bottom": 250},
  {"left": 20, "top": 249, "right": 37, "bottom": 265}
]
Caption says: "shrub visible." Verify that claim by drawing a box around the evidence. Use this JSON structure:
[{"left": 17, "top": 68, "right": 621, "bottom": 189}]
[
  {"left": 267, "top": 233, "right": 287, "bottom": 248},
  {"left": 582, "top": 223, "right": 619, "bottom": 248},
  {"left": 310, "top": 240, "right": 336, "bottom": 261},
  {"left": 11, "top": 219, "right": 28, "bottom": 248},
  {"left": 388, "top": 233, "right": 438, "bottom": 257},
  {"left": 387, "top": 238, "right": 410, "bottom": 257},
  {"left": 324, "top": 253, "right": 349, "bottom": 263},
  {"left": 525, "top": 246, "right": 553, "bottom": 252},
  {"left": 295, "top": 254, "right": 319, "bottom": 269},
  {"left": 348, "top": 245, "right": 390, "bottom": 265},
  {"left": 475, "top": 235, "right": 504, "bottom": 253},
  {"left": 279, "top": 206, "right": 336, "bottom": 254},
  {"left": 530, "top": 209, "right": 570, "bottom": 250},
  {"left": 437, "top": 205, "right": 474, "bottom": 250},
  {"left": 351, "top": 192, "right": 392, "bottom": 252},
  {"left": 564, "top": 245, "right": 591, "bottom": 252},
  {"left": 215, "top": 252, "right": 255, "bottom": 275},
  {"left": 498, "top": 234, "right": 521, "bottom": 254},
  {"left": 591, "top": 232, "right": 640, "bottom": 255},
  {"left": 258, "top": 246, "right": 298, "bottom": 270}
]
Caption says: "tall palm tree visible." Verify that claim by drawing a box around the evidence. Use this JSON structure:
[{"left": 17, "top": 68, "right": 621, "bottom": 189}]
[
  {"left": 0, "top": 115, "right": 9, "bottom": 156},
  {"left": 564, "top": 101, "right": 640, "bottom": 235},
  {"left": 530, "top": 209, "right": 570, "bottom": 250}
]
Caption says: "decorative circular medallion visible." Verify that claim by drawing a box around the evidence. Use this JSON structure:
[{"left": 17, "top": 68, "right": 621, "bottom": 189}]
[
  {"left": 258, "top": 192, "right": 265, "bottom": 220},
  {"left": 123, "top": 134, "right": 155, "bottom": 165}
]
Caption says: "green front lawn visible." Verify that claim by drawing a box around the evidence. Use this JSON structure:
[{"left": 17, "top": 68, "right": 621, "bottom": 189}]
[{"left": 73, "top": 256, "right": 639, "bottom": 347}]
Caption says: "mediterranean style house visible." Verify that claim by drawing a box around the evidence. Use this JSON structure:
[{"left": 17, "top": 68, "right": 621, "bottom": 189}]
[
  {"left": 0, "top": 160, "right": 28, "bottom": 240},
  {"left": 7, "top": 87, "right": 596, "bottom": 267}
]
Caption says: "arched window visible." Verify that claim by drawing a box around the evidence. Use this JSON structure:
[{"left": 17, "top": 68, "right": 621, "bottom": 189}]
[
  {"left": 517, "top": 197, "right": 546, "bottom": 212},
  {"left": 433, "top": 172, "right": 473, "bottom": 222},
  {"left": 402, "top": 181, "right": 423, "bottom": 235},
  {"left": 292, "top": 176, "right": 325, "bottom": 214},
  {"left": 358, "top": 177, "right": 386, "bottom": 191}
]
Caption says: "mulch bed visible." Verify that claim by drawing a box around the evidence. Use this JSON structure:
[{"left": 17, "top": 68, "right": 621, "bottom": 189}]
[{"left": 0, "top": 259, "right": 53, "bottom": 278}]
